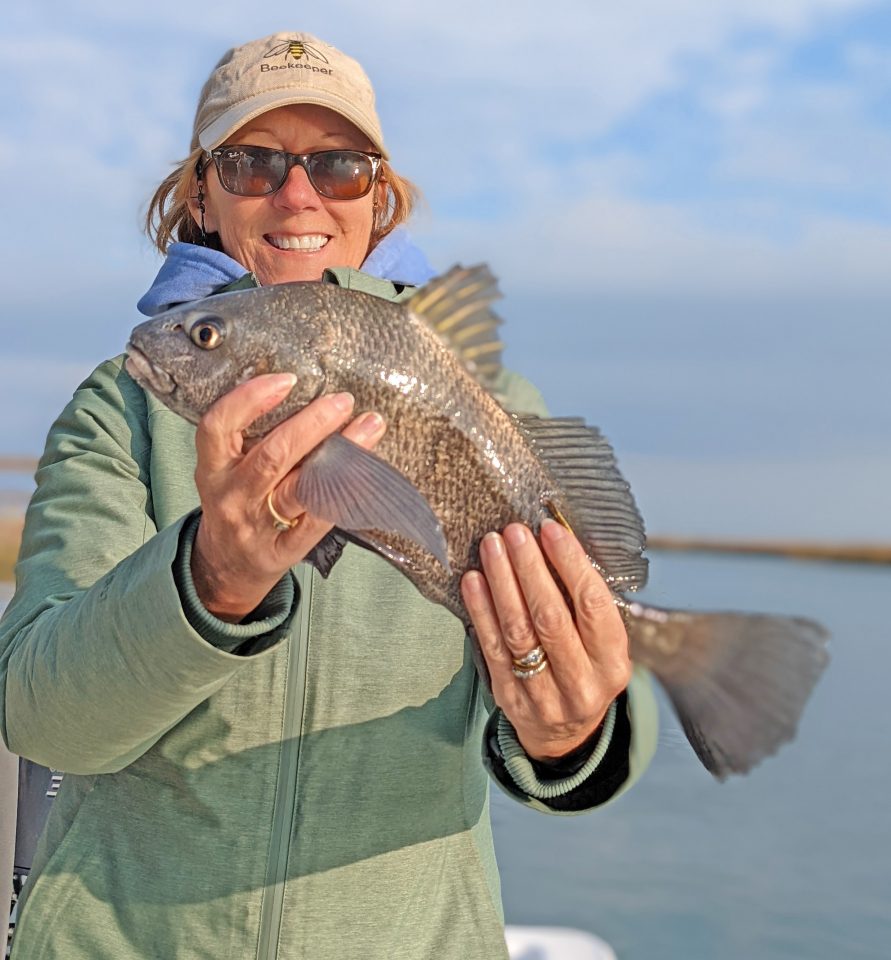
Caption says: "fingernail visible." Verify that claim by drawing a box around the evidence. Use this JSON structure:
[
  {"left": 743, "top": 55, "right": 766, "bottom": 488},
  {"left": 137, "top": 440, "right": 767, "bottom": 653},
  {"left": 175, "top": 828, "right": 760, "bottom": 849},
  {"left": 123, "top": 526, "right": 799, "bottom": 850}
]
[
  {"left": 461, "top": 570, "right": 485, "bottom": 596},
  {"left": 269, "top": 373, "right": 297, "bottom": 392},
  {"left": 332, "top": 392, "right": 355, "bottom": 412},
  {"left": 541, "top": 517, "right": 566, "bottom": 542},
  {"left": 481, "top": 532, "right": 504, "bottom": 558},
  {"left": 503, "top": 524, "right": 527, "bottom": 548},
  {"left": 353, "top": 411, "right": 385, "bottom": 441}
]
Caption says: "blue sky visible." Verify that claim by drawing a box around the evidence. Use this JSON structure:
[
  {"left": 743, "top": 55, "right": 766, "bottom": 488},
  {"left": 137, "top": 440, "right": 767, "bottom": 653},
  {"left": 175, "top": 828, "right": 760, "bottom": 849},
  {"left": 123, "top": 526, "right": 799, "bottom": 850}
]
[{"left": 2, "top": 0, "right": 889, "bottom": 541}]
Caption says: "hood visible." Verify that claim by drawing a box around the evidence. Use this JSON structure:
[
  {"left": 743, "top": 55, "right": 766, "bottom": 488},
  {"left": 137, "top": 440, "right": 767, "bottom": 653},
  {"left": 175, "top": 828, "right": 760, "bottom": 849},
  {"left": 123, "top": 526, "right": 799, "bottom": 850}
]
[{"left": 137, "top": 227, "right": 437, "bottom": 317}]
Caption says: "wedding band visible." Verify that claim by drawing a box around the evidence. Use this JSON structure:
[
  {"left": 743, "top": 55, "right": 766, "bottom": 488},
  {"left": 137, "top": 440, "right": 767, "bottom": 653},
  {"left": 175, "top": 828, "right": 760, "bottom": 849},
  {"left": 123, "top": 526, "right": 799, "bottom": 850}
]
[
  {"left": 512, "top": 658, "right": 549, "bottom": 680},
  {"left": 511, "top": 646, "right": 549, "bottom": 679},
  {"left": 266, "top": 490, "right": 301, "bottom": 532},
  {"left": 512, "top": 645, "right": 546, "bottom": 668}
]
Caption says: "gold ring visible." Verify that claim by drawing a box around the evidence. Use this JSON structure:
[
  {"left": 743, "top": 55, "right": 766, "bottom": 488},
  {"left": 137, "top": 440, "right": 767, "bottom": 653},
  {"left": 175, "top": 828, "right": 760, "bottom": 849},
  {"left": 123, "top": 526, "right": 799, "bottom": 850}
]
[
  {"left": 512, "top": 645, "right": 546, "bottom": 668},
  {"left": 267, "top": 490, "right": 301, "bottom": 532},
  {"left": 512, "top": 658, "right": 549, "bottom": 680}
]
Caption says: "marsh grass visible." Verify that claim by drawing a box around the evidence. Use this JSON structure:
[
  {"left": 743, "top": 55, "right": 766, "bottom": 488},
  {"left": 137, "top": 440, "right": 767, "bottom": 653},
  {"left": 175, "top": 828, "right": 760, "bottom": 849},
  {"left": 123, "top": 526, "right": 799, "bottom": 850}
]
[{"left": 0, "top": 516, "right": 23, "bottom": 583}]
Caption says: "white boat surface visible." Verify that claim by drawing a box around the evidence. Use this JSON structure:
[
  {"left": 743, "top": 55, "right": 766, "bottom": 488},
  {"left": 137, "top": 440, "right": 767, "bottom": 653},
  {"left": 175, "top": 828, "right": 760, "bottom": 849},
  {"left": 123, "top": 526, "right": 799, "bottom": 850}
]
[{"left": 506, "top": 925, "right": 617, "bottom": 960}]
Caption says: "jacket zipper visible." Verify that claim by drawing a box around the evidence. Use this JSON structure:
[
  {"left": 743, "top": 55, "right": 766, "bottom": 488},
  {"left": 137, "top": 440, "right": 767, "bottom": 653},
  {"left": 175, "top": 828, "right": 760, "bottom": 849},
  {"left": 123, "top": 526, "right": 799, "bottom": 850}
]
[{"left": 257, "top": 565, "right": 313, "bottom": 960}]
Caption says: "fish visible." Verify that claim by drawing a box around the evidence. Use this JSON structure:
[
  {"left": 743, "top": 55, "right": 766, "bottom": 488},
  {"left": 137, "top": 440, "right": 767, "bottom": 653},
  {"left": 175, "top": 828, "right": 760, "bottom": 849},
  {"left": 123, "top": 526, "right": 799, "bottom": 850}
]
[{"left": 125, "top": 265, "right": 829, "bottom": 780}]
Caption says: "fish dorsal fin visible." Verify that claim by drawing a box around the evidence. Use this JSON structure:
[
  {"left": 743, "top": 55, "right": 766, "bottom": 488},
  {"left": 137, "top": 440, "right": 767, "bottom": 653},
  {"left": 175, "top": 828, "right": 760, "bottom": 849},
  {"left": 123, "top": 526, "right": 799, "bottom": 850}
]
[
  {"left": 407, "top": 265, "right": 504, "bottom": 389},
  {"left": 516, "top": 415, "right": 649, "bottom": 591}
]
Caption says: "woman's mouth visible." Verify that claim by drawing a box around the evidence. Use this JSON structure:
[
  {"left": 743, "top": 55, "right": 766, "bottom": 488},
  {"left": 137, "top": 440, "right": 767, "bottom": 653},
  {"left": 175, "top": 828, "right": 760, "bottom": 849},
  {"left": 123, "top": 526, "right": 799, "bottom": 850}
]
[{"left": 265, "top": 234, "right": 330, "bottom": 252}]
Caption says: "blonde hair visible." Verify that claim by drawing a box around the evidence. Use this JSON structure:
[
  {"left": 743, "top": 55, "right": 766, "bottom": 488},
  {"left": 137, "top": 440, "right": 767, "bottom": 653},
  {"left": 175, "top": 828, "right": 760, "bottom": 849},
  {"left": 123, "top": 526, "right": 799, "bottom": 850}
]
[{"left": 144, "top": 150, "right": 421, "bottom": 258}]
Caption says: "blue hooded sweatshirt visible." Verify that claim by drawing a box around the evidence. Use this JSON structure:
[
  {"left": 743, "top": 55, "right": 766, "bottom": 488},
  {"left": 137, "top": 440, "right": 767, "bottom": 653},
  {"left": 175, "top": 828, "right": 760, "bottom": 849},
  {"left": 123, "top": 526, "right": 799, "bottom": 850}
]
[{"left": 137, "top": 226, "right": 437, "bottom": 317}]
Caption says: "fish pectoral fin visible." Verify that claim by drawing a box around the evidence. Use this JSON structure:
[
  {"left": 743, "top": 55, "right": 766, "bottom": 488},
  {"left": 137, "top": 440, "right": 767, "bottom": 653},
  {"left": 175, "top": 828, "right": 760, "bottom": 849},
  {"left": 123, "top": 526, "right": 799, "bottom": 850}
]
[{"left": 296, "top": 433, "right": 450, "bottom": 572}]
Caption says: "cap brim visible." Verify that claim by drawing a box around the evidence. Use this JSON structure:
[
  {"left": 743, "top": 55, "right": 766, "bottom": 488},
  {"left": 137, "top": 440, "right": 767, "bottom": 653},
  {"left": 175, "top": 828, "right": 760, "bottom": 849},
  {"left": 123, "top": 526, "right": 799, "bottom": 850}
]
[{"left": 197, "top": 89, "right": 389, "bottom": 159}]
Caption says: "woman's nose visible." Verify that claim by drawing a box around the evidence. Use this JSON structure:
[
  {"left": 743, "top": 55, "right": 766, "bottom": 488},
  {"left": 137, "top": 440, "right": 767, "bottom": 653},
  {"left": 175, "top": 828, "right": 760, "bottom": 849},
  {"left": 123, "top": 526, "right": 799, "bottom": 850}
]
[{"left": 272, "top": 162, "right": 321, "bottom": 211}]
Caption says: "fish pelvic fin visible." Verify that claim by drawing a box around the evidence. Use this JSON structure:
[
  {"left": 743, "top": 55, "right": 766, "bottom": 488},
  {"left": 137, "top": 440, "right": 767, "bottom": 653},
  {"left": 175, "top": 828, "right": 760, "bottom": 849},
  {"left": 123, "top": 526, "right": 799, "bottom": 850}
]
[
  {"left": 303, "top": 530, "right": 350, "bottom": 578},
  {"left": 623, "top": 600, "right": 830, "bottom": 779},
  {"left": 520, "top": 415, "right": 648, "bottom": 591},
  {"left": 407, "top": 265, "right": 504, "bottom": 390}
]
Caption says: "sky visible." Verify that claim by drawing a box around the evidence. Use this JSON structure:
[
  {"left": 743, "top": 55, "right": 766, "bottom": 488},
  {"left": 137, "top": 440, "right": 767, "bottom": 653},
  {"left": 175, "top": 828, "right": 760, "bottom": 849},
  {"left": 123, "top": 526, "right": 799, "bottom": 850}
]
[{"left": 1, "top": 0, "right": 889, "bottom": 541}]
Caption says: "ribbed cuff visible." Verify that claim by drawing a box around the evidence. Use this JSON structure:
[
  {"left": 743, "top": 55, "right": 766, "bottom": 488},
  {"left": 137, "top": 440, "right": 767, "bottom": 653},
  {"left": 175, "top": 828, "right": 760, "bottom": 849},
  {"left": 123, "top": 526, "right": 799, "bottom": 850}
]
[
  {"left": 497, "top": 701, "right": 617, "bottom": 800},
  {"left": 174, "top": 511, "right": 297, "bottom": 655}
]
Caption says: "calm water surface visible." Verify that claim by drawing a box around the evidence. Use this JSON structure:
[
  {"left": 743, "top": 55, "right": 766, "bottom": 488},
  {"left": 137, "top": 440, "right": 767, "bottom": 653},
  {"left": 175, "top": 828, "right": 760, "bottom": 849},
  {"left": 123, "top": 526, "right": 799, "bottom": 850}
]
[{"left": 492, "top": 552, "right": 890, "bottom": 959}]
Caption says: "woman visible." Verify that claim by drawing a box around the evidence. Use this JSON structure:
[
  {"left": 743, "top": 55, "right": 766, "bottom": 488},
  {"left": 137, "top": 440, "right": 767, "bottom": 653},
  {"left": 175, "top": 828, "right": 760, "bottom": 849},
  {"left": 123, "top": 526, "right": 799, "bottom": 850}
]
[{"left": 1, "top": 31, "right": 657, "bottom": 960}]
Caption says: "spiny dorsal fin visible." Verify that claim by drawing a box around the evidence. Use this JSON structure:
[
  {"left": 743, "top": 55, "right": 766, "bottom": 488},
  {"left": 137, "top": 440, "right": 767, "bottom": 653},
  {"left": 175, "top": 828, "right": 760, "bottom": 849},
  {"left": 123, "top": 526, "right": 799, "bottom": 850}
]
[
  {"left": 408, "top": 265, "right": 504, "bottom": 389},
  {"left": 516, "top": 415, "right": 649, "bottom": 591}
]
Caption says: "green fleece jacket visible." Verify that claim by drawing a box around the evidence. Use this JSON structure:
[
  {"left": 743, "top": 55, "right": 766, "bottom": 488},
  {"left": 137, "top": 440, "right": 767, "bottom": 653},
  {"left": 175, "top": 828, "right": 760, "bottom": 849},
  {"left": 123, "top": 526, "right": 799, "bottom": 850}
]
[{"left": 0, "top": 270, "right": 657, "bottom": 960}]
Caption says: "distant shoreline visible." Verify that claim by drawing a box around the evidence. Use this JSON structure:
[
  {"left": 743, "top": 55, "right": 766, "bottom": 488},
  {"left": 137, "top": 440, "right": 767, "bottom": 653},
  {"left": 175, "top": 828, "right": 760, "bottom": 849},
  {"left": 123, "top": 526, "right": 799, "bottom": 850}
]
[
  {"left": 0, "top": 456, "right": 39, "bottom": 473},
  {"left": 646, "top": 536, "right": 891, "bottom": 565},
  {"left": 3, "top": 452, "right": 890, "bottom": 573},
  {"left": 0, "top": 517, "right": 23, "bottom": 583},
  {"left": 0, "top": 512, "right": 889, "bottom": 582}
]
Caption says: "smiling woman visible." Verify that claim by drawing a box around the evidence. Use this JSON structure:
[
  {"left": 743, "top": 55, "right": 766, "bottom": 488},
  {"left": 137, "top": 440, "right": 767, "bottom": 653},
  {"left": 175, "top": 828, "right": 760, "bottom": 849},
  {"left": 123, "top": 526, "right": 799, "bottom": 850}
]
[
  {"left": 1, "top": 29, "right": 657, "bottom": 960},
  {"left": 144, "top": 41, "right": 419, "bottom": 270},
  {"left": 190, "top": 104, "right": 381, "bottom": 285}
]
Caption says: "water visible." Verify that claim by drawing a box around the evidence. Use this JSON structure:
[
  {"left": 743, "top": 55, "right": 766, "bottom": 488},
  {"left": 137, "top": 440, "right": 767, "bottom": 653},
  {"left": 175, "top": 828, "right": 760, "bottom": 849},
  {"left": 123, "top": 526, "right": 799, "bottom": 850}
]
[{"left": 492, "top": 552, "right": 891, "bottom": 958}]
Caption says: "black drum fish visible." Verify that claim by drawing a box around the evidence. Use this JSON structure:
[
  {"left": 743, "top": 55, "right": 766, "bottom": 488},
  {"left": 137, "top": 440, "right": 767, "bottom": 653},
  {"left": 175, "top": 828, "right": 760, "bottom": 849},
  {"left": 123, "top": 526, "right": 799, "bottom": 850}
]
[{"left": 126, "top": 265, "right": 829, "bottom": 780}]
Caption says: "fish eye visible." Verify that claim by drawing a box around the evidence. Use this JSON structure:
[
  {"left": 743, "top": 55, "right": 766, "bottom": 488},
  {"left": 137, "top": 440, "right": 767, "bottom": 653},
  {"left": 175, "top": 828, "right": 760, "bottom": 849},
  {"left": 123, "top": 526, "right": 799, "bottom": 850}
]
[{"left": 189, "top": 317, "right": 225, "bottom": 350}]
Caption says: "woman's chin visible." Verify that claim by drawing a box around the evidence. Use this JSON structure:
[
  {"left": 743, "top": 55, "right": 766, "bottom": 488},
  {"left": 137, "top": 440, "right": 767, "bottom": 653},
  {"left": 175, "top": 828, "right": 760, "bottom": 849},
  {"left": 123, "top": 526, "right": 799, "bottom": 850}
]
[{"left": 253, "top": 250, "right": 344, "bottom": 286}]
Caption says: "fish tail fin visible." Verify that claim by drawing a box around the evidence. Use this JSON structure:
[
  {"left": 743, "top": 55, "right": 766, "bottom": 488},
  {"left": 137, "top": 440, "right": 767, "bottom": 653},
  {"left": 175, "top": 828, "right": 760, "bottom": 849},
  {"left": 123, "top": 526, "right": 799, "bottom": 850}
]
[{"left": 623, "top": 601, "right": 829, "bottom": 779}]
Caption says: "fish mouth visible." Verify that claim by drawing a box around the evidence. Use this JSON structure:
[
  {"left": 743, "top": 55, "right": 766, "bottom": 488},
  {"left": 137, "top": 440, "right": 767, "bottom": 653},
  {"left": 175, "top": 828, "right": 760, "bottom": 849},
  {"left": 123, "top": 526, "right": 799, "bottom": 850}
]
[{"left": 125, "top": 343, "right": 176, "bottom": 396}]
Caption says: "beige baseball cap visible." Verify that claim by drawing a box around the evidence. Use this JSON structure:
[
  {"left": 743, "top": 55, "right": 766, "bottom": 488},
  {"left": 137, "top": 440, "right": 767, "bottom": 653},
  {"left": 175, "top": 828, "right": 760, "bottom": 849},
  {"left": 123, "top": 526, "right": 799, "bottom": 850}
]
[{"left": 192, "top": 32, "right": 389, "bottom": 158}]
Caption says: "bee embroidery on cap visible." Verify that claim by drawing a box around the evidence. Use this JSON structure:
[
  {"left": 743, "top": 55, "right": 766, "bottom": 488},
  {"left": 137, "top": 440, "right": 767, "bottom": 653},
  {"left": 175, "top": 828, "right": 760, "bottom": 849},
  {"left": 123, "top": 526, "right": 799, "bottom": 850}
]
[{"left": 264, "top": 39, "right": 329, "bottom": 64}]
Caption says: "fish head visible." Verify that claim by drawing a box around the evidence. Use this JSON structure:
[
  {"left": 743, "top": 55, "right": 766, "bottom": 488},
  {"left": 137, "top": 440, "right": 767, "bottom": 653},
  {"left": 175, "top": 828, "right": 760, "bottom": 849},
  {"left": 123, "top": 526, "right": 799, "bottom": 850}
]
[{"left": 126, "top": 287, "right": 332, "bottom": 434}]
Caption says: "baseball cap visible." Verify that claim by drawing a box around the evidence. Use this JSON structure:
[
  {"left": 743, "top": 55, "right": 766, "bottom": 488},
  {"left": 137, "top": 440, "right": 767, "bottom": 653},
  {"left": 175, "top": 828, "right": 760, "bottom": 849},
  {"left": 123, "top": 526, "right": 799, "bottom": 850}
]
[{"left": 192, "top": 32, "right": 388, "bottom": 158}]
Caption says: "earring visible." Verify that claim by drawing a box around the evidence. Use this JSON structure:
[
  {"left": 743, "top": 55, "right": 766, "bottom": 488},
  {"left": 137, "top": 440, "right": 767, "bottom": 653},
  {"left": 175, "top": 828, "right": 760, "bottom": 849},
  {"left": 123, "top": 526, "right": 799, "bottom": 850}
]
[
  {"left": 372, "top": 191, "right": 383, "bottom": 239},
  {"left": 195, "top": 161, "right": 208, "bottom": 247}
]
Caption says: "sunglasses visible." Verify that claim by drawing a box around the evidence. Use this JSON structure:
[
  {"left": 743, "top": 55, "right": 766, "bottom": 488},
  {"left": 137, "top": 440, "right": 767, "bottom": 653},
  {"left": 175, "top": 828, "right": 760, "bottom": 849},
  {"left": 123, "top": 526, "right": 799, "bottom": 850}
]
[{"left": 203, "top": 145, "right": 383, "bottom": 200}]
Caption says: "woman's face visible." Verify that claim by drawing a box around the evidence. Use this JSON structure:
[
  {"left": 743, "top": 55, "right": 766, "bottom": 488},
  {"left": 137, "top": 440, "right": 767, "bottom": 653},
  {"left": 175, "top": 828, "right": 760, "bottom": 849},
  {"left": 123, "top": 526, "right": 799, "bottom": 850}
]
[{"left": 194, "top": 103, "right": 381, "bottom": 284}]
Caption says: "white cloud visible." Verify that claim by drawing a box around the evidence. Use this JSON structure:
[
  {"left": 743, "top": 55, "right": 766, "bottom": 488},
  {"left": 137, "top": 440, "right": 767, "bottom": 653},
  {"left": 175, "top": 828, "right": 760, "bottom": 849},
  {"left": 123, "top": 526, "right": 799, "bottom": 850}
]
[
  {"left": 714, "top": 82, "right": 891, "bottom": 197},
  {"left": 421, "top": 184, "right": 891, "bottom": 302}
]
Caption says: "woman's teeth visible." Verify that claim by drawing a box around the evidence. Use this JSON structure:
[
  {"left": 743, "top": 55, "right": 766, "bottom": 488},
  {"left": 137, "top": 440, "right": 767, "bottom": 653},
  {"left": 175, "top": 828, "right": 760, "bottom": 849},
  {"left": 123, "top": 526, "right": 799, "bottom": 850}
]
[{"left": 267, "top": 234, "right": 329, "bottom": 251}]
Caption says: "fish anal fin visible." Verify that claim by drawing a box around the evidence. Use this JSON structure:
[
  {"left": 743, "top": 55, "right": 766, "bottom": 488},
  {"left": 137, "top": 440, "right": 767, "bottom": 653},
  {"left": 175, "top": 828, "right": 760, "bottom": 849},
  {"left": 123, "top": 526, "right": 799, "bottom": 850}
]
[{"left": 303, "top": 530, "right": 349, "bottom": 578}]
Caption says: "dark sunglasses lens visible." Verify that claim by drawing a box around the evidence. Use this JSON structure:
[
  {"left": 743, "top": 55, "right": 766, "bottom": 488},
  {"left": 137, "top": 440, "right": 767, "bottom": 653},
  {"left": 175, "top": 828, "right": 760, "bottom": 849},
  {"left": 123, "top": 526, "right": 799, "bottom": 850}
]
[
  {"left": 215, "top": 147, "right": 285, "bottom": 196},
  {"left": 309, "top": 151, "right": 375, "bottom": 199}
]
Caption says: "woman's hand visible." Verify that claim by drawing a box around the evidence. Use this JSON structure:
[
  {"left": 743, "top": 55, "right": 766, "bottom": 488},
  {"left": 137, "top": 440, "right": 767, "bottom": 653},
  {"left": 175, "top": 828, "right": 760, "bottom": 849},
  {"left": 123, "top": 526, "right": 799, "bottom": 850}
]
[
  {"left": 190, "top": 373, "right": 386, "bottom": 622},
  {"left": 460, "top": 519, "right": 631, "bottom": 761}
]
